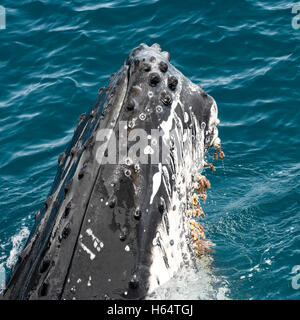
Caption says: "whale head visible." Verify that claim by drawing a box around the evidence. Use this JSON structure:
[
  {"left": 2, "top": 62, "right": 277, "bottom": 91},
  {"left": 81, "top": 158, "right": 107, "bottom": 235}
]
[{"left": 3, "top": 44, "right": 222, "bottom": 300}]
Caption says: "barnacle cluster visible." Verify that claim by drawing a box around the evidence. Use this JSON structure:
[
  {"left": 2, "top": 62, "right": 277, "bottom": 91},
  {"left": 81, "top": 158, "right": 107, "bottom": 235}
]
[
  {"left": 188, "top": 173, "right": 215, "bottom": 258},
  {"left": 213, "top": 137, "right": 225, "bottom": 161},
  {"left": 188, "top": 142, "right": 225, "bottom": 258}
]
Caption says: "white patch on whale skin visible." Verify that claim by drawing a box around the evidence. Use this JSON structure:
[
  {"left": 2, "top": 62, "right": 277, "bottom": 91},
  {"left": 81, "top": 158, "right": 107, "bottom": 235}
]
[
  {"left": 162, "top": 165, "right": 171, "bottom": 197},
  {"left": 86, "top": 228, "right": 104, "bottom": 252},
  {"left": 79, "top": 242, "right": 96, "bottom": 261},
  {"left": 87, "top": 276, "right": 92, "bottom": 287},
  {"left": 207, "top": 97, "right": 219, "bottom": 146},
  {"left": 150, "top": 163, "right": 162, "bottom": 205},
  {"left": 133, "top": 85, "right": 142, "bottom": 92},
  {"left": 6, "top": 227, "right": 30, "bottom": 270},
  {"left": 184, "top": 112, "right": 189, "bottom": 123},
  {"left": 160, "top": 80, "right": 183, "bottom": 141}
]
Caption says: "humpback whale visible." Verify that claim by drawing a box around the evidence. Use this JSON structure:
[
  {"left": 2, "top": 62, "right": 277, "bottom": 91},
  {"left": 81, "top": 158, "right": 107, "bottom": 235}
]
[{"left": 2, "top": 43, "right": 223, "bottom": 300}]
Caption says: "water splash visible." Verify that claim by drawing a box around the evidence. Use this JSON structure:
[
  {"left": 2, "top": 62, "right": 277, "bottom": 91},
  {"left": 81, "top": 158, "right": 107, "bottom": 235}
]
[
  {"left": 147, "top": 263, "right": 230, "bottom": 300},
  {"left": 6, "top": 227, "right": 30, "bottom": 270},
  {"left": 0, "top": 263, "right": 5, "bottom": 293}
]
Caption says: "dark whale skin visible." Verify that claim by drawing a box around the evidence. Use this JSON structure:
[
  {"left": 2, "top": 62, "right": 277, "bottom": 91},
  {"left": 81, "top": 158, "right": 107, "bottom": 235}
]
[{"left": 2, "top": 43, "right": 219, "bottom": 300}]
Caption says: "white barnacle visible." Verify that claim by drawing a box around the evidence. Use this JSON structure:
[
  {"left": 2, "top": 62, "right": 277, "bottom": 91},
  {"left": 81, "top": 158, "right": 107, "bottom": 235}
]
[
  {"left": 151, "top": 138, "right": 157, "bottom": 146},
  {"left": 87, "top": 276, "right": 92, "bottom": 287},
  {"left": 184, "top": 112, "right": 189, "bottom": 123},
  {"left": 124, "top": 169, "right": 131, "bottom": 177},
  {"left": 156, "top": 105, "right": 163, "bottom": 113},
  {"left": 125, "top": 157, "right": 133, "bottom": 166},
  {"left": 128, "top": 119, "right": 136, "bottom": 129},
  {"left": 139, "top": 113, "right": 146, "bottom": 121}
]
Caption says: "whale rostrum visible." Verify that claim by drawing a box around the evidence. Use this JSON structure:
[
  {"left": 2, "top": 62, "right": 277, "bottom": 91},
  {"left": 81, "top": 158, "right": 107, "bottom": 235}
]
[{"left": 2, "top": 43, "right": 224, "bottom": 300}]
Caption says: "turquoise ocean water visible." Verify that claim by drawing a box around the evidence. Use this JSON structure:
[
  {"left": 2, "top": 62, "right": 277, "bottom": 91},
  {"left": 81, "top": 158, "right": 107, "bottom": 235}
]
[{"left": 0, "top": 0, "right": 299, "bottom": 299}]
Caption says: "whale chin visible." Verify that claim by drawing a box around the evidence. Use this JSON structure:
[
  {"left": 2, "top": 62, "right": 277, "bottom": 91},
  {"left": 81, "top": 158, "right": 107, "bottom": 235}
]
[{"left": 2, "top": 43, "right": 222, "bottom": 300}]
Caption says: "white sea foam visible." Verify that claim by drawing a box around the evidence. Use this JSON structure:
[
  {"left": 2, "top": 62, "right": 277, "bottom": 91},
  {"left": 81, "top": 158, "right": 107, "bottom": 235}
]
[
  {"left": 6, "top": 227, "right": 30, "bottom": 269},
  {"left": 0, "top": 263, "right": 6, "bottom": 293},
  {"left": 147, "top": 262, "right": 230, "bottom": 300},
  {"left": 0, "top": 227, "right": 30, "bottom": 293}
]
